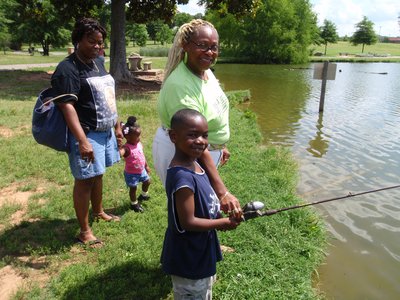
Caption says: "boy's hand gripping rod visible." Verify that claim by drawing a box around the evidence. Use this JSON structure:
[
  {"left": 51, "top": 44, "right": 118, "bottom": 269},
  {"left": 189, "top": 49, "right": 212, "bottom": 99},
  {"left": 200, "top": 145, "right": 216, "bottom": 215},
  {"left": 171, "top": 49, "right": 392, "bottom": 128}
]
[{"left": 241, "top": 184, "right": 400, "bottom": 221}]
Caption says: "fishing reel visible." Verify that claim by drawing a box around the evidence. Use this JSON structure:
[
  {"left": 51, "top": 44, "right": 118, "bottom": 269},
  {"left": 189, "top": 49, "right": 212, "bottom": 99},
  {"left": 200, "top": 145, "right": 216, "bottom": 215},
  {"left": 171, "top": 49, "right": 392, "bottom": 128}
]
[{"left": 242, "top": 201, "right": 265, "bottom": 221}]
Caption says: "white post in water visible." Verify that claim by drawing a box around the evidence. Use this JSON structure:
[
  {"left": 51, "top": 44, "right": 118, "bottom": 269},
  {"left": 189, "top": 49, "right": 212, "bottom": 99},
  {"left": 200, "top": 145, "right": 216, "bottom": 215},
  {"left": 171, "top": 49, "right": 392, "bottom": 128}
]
[
  {"left": 319, "top": 61, "right": 329, "bottom": 112},
  {"left": 313, "top": 61, "right": 337, "bottom": 112}
]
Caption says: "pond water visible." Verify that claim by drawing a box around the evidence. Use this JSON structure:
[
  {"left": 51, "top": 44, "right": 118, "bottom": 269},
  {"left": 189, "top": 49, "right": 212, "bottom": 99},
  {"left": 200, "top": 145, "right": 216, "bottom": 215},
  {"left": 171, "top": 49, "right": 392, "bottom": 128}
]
[{"left": 215, "top": 62, "right": 400, "bottom": 299}]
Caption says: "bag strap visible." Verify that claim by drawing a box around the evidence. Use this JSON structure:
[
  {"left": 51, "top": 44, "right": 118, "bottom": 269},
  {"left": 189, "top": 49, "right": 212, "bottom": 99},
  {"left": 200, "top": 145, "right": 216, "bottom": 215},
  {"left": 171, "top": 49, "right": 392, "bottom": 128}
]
[{"left": 39, "top": 93, "right": 78, "bottom": 110}]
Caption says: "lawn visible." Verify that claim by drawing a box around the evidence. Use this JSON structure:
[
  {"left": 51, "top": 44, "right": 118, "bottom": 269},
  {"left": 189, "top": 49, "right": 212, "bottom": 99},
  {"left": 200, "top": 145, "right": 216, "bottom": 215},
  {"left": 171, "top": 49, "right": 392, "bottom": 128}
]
[
  {"left": 2, "top": 41, "right": 399, "bottom": 67},
  {"left": 310, "top": 41, "right": 400, "bottom": 62}
]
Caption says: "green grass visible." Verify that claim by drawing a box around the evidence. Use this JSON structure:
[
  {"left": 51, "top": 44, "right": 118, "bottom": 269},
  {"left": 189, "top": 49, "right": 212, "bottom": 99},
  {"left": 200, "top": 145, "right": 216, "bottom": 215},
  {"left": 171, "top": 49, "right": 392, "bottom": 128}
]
[
  {"left": 0, "top": 70, "right": 54, "bottom": 100},
  {"left": 2, "top": 41, "right": 399, "bottom": 66},
  {"left": 310, "top": 41, "right": 400, "bottom": 62},
  {"left": 0, "top": 52, "right": 65, "bottom": 65},
  {"left": 0, "top": 68, "right": 326, "bottom": 299},
  {"left": 0, "top": 47, "right": 168, "bottom": 71}
]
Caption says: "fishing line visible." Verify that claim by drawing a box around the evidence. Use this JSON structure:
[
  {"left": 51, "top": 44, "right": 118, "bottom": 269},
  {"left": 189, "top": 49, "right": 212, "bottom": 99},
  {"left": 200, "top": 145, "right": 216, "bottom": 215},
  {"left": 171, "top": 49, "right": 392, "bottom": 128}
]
[{"left": 243, "top": 184, "right": 400, "bottom": 220}]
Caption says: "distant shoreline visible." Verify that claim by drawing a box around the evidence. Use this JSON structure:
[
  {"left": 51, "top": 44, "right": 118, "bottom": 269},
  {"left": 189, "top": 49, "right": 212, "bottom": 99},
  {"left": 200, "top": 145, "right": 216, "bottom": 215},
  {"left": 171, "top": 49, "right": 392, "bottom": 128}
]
[{"left": 309, "top": 55, "right": 400, "bottom": 63}]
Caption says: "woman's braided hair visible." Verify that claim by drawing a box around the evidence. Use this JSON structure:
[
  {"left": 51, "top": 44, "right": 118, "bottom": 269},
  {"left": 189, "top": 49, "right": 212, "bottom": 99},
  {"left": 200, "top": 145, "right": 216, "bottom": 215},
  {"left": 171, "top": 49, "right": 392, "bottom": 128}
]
[{"left": 163, "top": 19, "right": 215, "bottom": 84}]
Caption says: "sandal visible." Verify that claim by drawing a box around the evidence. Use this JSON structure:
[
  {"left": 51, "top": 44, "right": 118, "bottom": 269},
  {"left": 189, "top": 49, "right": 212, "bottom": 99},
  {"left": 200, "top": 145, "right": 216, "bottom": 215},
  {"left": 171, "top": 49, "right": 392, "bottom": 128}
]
[
  {"left": 93, "top": 211, "right": 121, "bottom": 222},
  {"left": 75, "top": 237, "right": 103, "bottom": 248}
]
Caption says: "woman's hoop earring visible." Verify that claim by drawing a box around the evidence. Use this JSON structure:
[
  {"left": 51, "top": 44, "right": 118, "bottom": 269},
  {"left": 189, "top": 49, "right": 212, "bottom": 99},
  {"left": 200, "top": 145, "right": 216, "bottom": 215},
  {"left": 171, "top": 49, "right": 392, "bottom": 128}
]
[
  {"left": 183, "top": 51, "right": 188, "bottom": 63},
  {"left": 210, "top": 58, "right": 218, "bottom": 68}
]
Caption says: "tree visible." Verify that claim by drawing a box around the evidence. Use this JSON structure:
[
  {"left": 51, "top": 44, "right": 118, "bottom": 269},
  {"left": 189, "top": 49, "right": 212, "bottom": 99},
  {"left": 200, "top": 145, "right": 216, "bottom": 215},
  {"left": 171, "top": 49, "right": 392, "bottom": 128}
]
[
  {"left": 0, "top": 29, "right": 11, "bottom": 54},
  {"left": 199, "top": 0, "right": 261, "bottom": 17},
  {"left": 0, "top": 0, "right": 13, "bottom": 53},
  {"left": 147, "top": 20, "right": 164, "bottom": 44},
  {"left": 6, "top": 0, "right": 260, "bottom": 82},
  {"left": 208, "top": 0, "right": 318, "bottom": 64},
  {"left": 319, "top": 19, "right": 338, "bottom": 55},
  {"left": 206, "top": 12, "right": 242, "bottom": 56},
  {"left": 109, "top": 0, "right": 128, "bottom": 81},
  {"left": 45, "top": 0, "right": 258, "bottom": 82},
  {"left": 173, "top": 12, "right": 194, "bottom": 28},
  {"left": 107, "top": 0, "right": 189, "bottom": 81},
  {"left": 156, "top": 24, "right": 173, "bottom": 45},
  {"left": 350, "top": 16, "right": 377, "bottom": 53},
  {"left": 126, "top": 24, "right": 148, "bottom": 47},
  {"left": 110, "top": 0, "right": 259, "bottom": 82},
  {"left": 5, "top": 0, "right": 73, "bottom": 55}
]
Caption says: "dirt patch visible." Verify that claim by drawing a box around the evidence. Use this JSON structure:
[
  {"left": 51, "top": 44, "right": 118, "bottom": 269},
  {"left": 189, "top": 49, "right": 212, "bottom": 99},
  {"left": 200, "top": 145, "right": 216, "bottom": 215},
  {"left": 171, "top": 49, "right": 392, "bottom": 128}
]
[
  {"left": 14, "top": 69, "right": 163, "bottom": 95},
  {"left": 116, "top": 74, "right": 163, "bottom": 95},
  {"left": 0, "top": 266, "right": 24, "bottom": 300},
  {"left": 0, "top": 182, "right": 45, "bottom": 206},
  {"left": 0, "top": 125, "right": 30, "bottom": 139},
  {"left": 0, "top": 257, "right": 51, "bottom": 300},
  {"left": 0, "top": 182, "right": 50, "bottom": 299},
  {"left": 0, "top": 126, "right": 13, "bottom": 138},
  {"left": 19, "top": 72, "right": 51, "bottom": 82},
  {"left": 0, "top": 182, "right": 47, "bottom": 229}
]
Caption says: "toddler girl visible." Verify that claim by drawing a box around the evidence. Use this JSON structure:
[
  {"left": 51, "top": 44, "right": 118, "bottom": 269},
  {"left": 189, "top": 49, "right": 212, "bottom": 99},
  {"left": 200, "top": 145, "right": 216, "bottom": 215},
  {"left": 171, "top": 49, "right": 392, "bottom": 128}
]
[{"left": 120, "top": 116, "right": 151, "bottom": 212}]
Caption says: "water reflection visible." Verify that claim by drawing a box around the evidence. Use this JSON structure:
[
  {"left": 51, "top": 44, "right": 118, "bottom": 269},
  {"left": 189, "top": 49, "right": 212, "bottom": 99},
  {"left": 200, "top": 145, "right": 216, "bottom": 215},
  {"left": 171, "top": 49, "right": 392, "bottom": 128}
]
[
  {"left": 215, "top": 64, "right": 311, "bottom": 146},
  {"left": 307, "top": 112, "right": 330, "bottom": 157},
  {"left": 216, "top": 62, "right": 400, "bottom": 299}
]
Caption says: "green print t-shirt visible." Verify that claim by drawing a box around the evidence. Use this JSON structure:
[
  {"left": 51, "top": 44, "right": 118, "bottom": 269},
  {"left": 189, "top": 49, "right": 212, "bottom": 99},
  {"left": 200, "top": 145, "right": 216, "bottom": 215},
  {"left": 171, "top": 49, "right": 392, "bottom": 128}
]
[{"left": 158, "top": 62, "right": 230, "bottom": 145}]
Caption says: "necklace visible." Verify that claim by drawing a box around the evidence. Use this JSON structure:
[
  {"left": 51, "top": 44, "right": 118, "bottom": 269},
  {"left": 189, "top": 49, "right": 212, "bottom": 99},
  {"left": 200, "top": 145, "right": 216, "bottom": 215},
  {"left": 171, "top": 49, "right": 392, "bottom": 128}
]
[{"left": 75, "top": 52, "right": 99, "bottom": 73}]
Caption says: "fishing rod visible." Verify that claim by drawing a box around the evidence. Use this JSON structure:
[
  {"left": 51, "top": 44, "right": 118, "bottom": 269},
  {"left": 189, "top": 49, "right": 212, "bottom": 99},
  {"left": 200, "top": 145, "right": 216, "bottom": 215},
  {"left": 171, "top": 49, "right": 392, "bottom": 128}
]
[{"left": 242, "top": 184, "right": 400, "bottom": 221}]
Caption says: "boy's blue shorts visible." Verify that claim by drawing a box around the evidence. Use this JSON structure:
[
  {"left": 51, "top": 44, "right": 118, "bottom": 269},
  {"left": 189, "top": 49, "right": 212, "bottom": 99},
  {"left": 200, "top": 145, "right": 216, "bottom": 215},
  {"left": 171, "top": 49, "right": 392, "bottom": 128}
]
[
  {"left": 68, "top": 129, "right": 120, "bottom": 180},
  {"left": 124, "top": 169, "right": 150, "bottom": 188}
]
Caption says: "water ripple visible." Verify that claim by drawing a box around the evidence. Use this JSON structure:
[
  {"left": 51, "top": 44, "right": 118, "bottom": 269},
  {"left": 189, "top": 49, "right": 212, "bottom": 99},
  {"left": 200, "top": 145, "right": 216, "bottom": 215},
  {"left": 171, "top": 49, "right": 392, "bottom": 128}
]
[{"left": 217, "top": 63, "right": 400, "bottom": 299}]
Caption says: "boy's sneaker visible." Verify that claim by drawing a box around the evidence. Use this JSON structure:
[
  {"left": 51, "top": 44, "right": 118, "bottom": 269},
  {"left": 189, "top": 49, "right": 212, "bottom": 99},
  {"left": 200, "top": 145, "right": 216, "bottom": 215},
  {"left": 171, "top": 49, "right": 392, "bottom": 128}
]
[
  {"left": 130, "top": 203, "right": 144, "bottom": 213},
  {"left": 138, "top": 194, "right": 150, "bottom": 201}
]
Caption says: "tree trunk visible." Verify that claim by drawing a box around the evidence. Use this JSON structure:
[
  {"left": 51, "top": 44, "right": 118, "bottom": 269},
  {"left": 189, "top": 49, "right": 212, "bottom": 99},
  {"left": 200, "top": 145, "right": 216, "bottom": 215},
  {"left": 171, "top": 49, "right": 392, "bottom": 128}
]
[
  {"left": 324, "top": 43, "right": 327, "bottom": 55},
  {"left": 362, "top": 43, "right": 365, "bottom": 53},
  {"left": 41, "top": 39, "right": 50, "bottom": 56},
  {"left": 110, "top": 0, "right": 132, "bottom": 83}
]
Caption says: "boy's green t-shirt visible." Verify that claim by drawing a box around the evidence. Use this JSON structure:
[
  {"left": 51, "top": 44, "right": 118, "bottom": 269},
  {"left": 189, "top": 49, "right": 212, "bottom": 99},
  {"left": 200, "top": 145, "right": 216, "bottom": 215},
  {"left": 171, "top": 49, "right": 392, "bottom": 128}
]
[{"left": 158, "top": 62, "right": 230, "bottom": 145}]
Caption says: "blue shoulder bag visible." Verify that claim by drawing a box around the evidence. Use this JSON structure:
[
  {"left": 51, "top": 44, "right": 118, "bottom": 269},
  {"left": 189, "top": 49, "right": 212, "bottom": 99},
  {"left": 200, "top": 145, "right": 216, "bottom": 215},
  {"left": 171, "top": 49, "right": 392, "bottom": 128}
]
[{"left": 32, "top": 88, "right": 78, "bottom": 152}]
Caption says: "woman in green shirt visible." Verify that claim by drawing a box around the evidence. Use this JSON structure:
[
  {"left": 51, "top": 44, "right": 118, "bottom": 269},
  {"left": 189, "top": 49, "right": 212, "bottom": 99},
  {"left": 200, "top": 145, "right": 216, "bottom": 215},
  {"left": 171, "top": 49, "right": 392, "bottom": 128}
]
[{"left": 152, "top": 19, "right": 242, "bottom": 218}]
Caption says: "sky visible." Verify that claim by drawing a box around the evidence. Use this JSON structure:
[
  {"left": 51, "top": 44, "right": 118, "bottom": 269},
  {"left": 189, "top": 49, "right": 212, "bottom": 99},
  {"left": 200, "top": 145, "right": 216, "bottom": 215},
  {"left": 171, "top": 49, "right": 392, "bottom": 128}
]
[{"left": 177, "top": 0, "right": 400, "bottom": 37}]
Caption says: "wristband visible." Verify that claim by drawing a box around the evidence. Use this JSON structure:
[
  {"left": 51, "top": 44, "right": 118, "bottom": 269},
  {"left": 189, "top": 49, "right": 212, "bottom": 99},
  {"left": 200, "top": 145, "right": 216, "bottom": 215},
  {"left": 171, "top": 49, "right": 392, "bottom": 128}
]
[{"left": 219, "top": 191, "right": 229, "bottom": 202}]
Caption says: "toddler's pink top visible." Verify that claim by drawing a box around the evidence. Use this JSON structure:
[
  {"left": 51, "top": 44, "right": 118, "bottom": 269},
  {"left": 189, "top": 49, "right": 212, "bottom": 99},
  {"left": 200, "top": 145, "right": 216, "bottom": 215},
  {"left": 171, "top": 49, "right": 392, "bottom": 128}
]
[{"left": 124, "top": 142, "right": 146, "bottom": 174}]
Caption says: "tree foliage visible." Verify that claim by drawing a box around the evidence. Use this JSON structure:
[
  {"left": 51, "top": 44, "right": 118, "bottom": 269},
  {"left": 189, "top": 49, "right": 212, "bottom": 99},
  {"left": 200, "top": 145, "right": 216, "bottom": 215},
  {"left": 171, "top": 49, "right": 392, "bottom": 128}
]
[
  {"left": 350, "top": 16, "right": 377, "bottom": 53},
  {"left": 4, "top": 0, "right": 300, "bottom": 81},
  {"left": 208, "top": 0, "right": 318, "bottom": 63},
  {"left": 319, "top": 19, "right": 338, "bottom": 55},
  {"left": 112, "top": 0, "right": 256, "bottom": 81},
  {"left": 173, "top": 12, "right": 195, "bottom": 28},
  {"left": 50, "top": 0, "right": 103, "bottom": 20},
  {"left": 146, "top": 20, "right": 164, "bottom": 43},
  {"left": 5, "top": 0, "right": 74, "bottom": 55},
  {"left": 126, "top": 0, "right": 189, "bottom": 24},
  {"left": 200, "top": 0, "right": 261, "bottom": 17},
  {"left": 0, "top": 0, "right": 14, "bottom": 53},
  {"left": 126, "top": 23, "right": 148, "bottom": 47},
  {"left": 156, "top": 23, "right": 173, "bottom": 45},
  {"left": 111, "top": 0, "right": 190, "bottom": 82}
]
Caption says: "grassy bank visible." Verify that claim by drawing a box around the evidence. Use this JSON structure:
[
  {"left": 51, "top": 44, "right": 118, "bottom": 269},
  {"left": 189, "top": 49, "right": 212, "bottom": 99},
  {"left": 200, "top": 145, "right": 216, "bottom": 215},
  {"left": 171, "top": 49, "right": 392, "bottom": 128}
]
[{"left": 0, "top": 69, "right": 326, "bottom": 299}]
